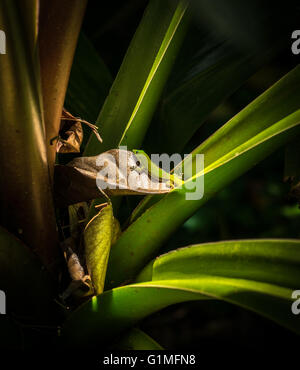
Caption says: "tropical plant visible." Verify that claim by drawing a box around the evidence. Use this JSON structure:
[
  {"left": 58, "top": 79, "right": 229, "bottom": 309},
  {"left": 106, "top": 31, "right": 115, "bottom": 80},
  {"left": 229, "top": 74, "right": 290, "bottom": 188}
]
[{"left": 0, "top": 0, "right": 299, "bottom": 352}]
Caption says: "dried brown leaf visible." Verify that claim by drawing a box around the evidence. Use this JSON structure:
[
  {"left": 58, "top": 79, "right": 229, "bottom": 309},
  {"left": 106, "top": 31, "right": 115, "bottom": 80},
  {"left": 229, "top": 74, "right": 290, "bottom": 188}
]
[
  {"left": 56, "top": 109, "right": 102, "bottom": 153},
  {"left": 61, "top": 237, "right": 85, "bottom": 281},
  {"left": 56, "top": 109, "right": 83, "bottom": 153}
]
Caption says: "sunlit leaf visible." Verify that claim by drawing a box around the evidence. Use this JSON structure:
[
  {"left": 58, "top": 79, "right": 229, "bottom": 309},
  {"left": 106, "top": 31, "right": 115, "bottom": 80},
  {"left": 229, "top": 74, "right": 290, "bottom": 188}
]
[
  {"left": 84, "top": 0, "right": 189, "bottom": 155},
  {"left": 114, "top": 328, "right": 163, "bottom": 350},
  {"left": 62, "top": 276, "right": 299, "bottom": 348},
  {"left": 84, "top": 202, "right": 114, "bottom": 295},
  {"left": 153, "top": 31, "right": 280, "bottom": 154},
  {"left": 136, "top": 239, "right": 300, "bottom": 289},
  {"left": 106, "top": 66, "right": 300, "bottom": 288}
]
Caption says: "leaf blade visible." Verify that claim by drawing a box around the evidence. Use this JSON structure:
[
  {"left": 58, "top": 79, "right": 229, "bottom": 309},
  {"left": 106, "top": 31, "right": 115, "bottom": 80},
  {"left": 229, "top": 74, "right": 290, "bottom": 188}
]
[
  {"left": 84, "top": 202, "right": 114, "bottom": 295},
  {"left": 62, "top": 276, "right": 299, "bottom": 348},
  {"left": 114, "top": 328, "right": 164, "bottom": 350},
  {"left": 137, "top": 239, "right": 300, "bottom": 289},
  {"left": 84, "top": 0, "right": 189, "bottom": 155},
  {"left": 106, "top": 67, "right": 300, "bottom": 287}
]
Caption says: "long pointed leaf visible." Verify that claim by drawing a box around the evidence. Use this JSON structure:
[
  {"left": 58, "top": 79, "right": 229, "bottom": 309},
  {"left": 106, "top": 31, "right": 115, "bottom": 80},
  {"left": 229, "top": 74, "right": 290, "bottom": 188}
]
[
  {"left": 131, "top": 65, "right": 300, "bottom": 223},
  {"left": 106, "top": 67, "right": 300, "bottom": 287},
  {"left": 136, "top": 239, "right": 300, "bottom": 289},
  {"left": 62, "top": 240, "right": 300, "bottom": 347},
  {"left": 155, "top": 33, "right": 281, "bottom": 153},
  {"left": 114, "top": 328, "right": 164, "bottom": 350},
  {"left": 84, "top": 0, "right": 189, "bottom": 155},
  {"left": 62, "top": 276, "right": 298, "bottom": 348}
]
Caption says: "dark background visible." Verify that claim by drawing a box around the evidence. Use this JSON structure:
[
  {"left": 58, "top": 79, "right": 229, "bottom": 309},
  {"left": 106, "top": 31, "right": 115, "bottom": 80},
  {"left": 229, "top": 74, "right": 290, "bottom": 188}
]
[{"left": 80, "top": 0, "right": 300, "bottom": 352}]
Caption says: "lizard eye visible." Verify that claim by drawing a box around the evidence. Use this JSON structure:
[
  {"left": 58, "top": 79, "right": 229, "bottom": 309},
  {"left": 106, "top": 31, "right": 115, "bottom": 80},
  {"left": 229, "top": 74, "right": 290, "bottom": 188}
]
[{"left": 136, "top": 160, "right": 141, "bottom": 166}]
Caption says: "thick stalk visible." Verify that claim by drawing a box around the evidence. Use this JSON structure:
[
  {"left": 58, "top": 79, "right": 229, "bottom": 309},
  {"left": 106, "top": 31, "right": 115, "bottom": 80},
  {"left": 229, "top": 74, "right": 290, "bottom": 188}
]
[
  {"left": 0, "top": 0, "right": 59, "bottom": 273},
  {"left": 39, "top": 0, "right": 87, "bottom": 179}
]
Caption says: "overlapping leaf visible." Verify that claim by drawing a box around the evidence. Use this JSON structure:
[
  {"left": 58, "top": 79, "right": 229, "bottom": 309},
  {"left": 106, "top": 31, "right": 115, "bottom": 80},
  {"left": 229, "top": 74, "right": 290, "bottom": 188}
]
[
  {"left": 105, "top": 65, "right": 300, "bottom": 288},
  {"left": 84, "top": 0, "right": 189, "bottom": 156},
  {"left": 137, "top": 239, "right": 300, "bottom": 288},
  {"left": 62, "top": 239, "right": 300, "bottom": 348}
]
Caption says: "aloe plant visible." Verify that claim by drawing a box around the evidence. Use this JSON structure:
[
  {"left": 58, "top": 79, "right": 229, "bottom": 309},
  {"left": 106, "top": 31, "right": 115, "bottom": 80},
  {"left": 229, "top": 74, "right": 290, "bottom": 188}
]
[{"left": 0, "top": 0, "right": 299, "bottom": 352}]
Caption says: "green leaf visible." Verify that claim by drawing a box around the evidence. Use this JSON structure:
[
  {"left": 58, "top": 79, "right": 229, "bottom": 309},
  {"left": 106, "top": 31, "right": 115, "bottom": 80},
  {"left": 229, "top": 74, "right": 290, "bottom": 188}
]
[
  {"left": 188, "top": 65, "right": 300, "bottom": 169},
  {"left": 111, "top": 218, "right": 121, "bottom": 246},
  {"left": 136, "top": 239, "right": 300, "bottom": 289},
  {"left": 153, "top": 32, "right": 279, "bottom": 154},
  {"left": 114, "top": 328, "right": 164, "bottom": 350},
  {"left": 0, "top": 226, "right": 57, "bottom": 324},
  {"left": 64, "top": 32, "right": 113, "bottom": 125},
  {"left": 84, "top": 202, "right": 114, "bottom": 295},
  {"left": 84, "top": 0, "right": 189, "bottom": 156},
  {"left": 62, "top": 276, "right": 299, "bottom": 348},
  {"left": 62, "top": 239, "right": 300, "bottom": 348},
  {"left": 61, "top": 282, "right": 207, "bottom": 348},
  {"left": 105, "top": 66, "right": 300, "bottom": 288},
  {"left": 132, "top": 65, "right": 300, "bottom": 222}
]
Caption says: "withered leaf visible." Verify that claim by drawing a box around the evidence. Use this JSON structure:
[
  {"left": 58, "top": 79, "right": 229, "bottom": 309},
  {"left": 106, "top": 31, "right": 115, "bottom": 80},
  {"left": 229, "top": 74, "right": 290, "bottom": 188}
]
[
  {"left": 54, "top": 149, "right": 172, "bottom": 206},
  {"left": 60, "top": 237, "right": 94, "bottom": 303},
  {"left": 56, "top": 108, "right": 102, "bottom": 153},
  {"left": 56, "top": 109, "right": 83, "bottom": 153},
  {"left": 61, "top": 237, "right": 85, "bottom": 281}
]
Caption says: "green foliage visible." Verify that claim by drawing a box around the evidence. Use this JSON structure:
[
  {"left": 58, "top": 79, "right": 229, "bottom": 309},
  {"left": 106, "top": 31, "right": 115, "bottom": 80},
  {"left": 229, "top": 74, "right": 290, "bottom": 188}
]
[
  {"left": 106, "top": 66, "right": 300, "bottom": 288},
  {"left": 84, "top": 0, "right": 189, "bottom": 155},
  {"left": 84, "top": 202, "right": 114, "bottom": 295},
  {"left": 62, "top": 240, "right": 300, "bottom": 348},
  {"left": 0, "top": 0, "right": 299, "bottom": 352},
  {"left": 113, "top": 328, "right": 164, "bottom": 350}
]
